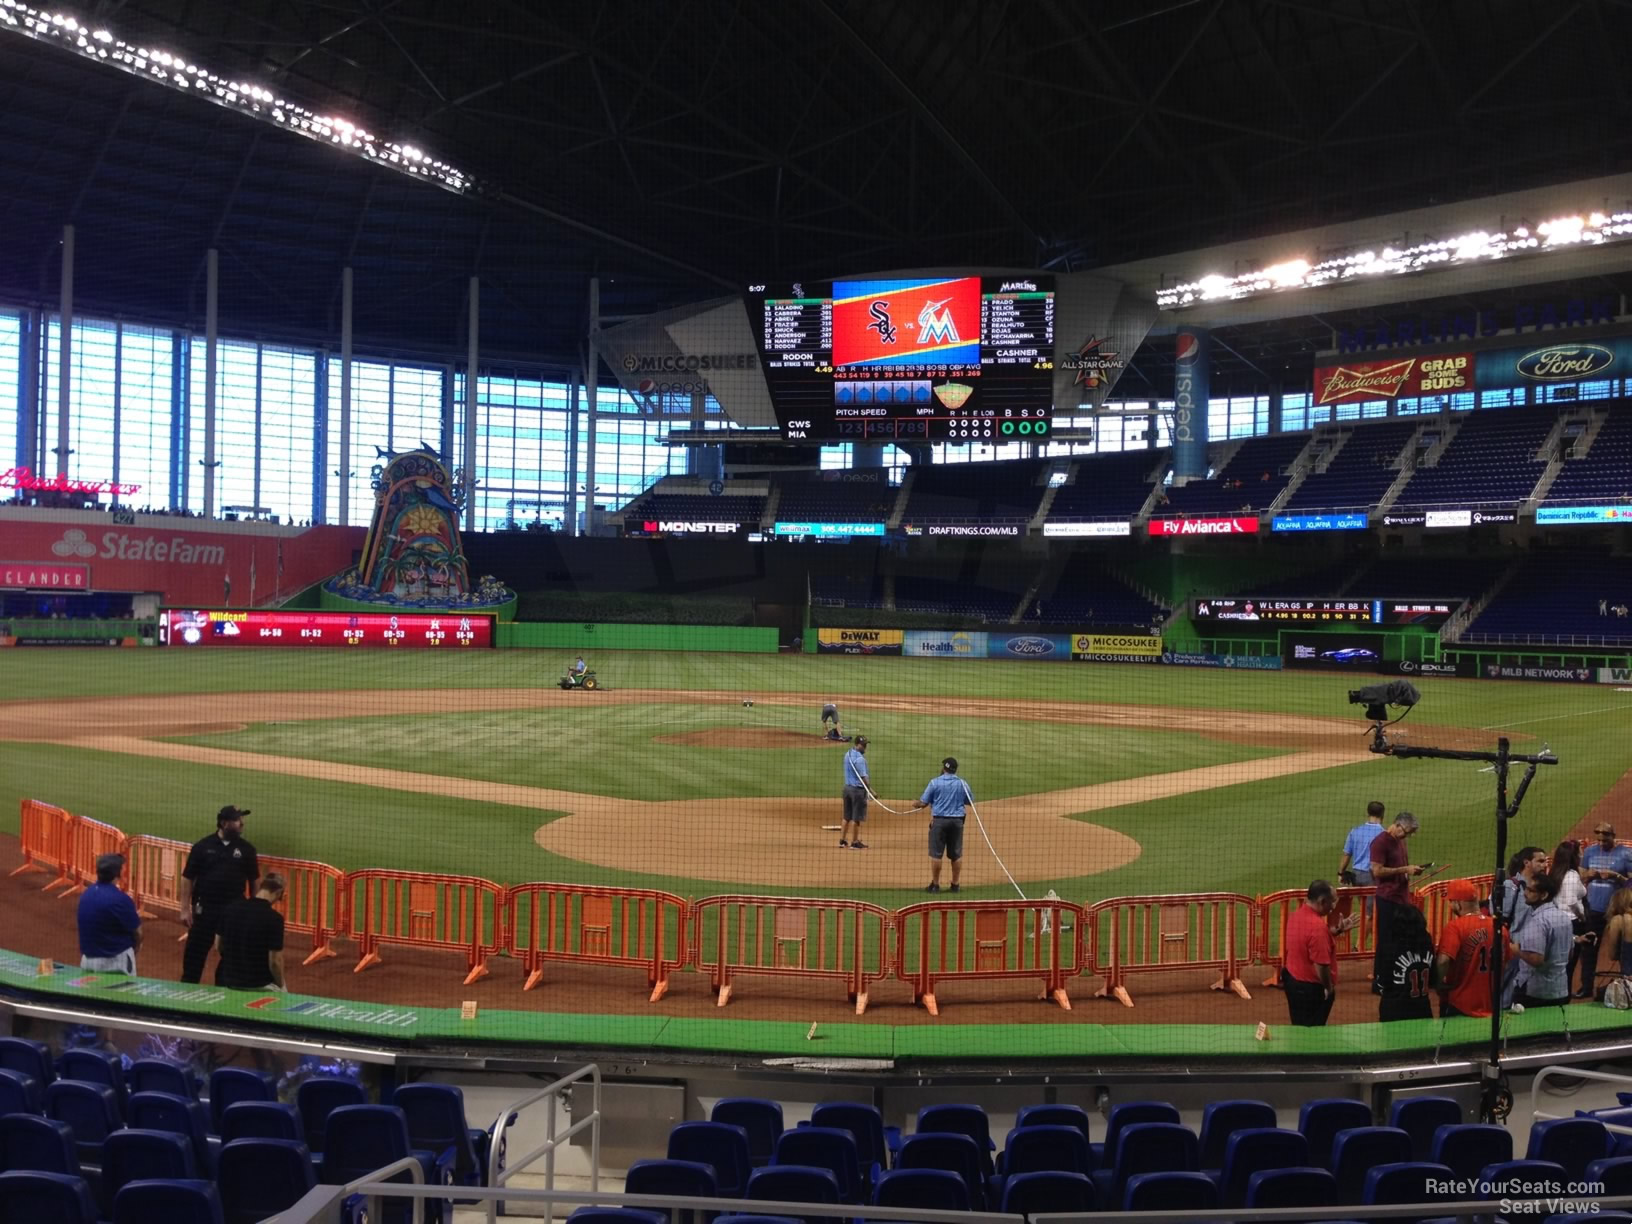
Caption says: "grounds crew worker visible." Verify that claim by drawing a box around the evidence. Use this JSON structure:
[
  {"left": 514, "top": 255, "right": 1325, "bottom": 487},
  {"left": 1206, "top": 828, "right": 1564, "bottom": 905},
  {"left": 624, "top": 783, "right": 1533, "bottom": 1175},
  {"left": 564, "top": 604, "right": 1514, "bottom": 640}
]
[
  {"left": 839, "top": 736, "right": 870, "bottom": 850},
  {"left": 179, "top": 805, "right": 260, "bottom": 984},
  {"left": 912, "top": 757, "right": 973, "bottom": 893}
]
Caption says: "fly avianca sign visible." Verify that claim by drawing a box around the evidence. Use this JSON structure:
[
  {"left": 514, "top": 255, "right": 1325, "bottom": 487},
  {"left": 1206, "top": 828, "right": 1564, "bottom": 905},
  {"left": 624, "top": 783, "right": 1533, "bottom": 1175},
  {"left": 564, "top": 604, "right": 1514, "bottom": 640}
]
[{"left": 1147, "top": 516, "right": 1260, "bottom": 536}]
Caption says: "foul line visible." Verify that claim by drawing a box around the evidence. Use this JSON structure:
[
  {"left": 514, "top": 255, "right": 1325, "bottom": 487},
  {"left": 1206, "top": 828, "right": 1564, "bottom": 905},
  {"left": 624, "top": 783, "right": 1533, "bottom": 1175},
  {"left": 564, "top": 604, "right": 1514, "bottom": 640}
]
[{"left": 1480, "top": 702, "right": 1632, "bottom": 730}]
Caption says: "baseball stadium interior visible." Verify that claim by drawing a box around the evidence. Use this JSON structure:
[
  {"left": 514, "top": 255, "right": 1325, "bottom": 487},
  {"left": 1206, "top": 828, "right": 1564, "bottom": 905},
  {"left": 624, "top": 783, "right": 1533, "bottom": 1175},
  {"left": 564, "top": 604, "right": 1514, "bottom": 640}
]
[{"left": 8, "top": 3, "right": 1632, "bottom": 1221}]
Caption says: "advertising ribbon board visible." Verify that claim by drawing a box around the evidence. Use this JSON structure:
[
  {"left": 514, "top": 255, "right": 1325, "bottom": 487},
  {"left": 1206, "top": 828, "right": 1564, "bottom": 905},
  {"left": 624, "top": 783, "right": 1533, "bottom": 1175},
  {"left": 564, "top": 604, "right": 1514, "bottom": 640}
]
[
  {"left": 902, "top": 630, "right": 988, "bottom": 658},
  {"left": 1483, "top": 663, "right": 1596, "bottom": 683},
  {"left": 1535, "top": 505, "right": 1632, "bottom": 525},
  {"left": 1073, "top": 633, "right": 1164, "bottom": 658},
  {"left": 1042, "top": 521, "right": 1132, "bottom": 538},
  {"left": 986, "top": 633, "right": 1071, "bottom": 660},
  {"left": 816, "top": 627, "right": 903, "bottom": 655},
  {"left": 1147, "top": 516, "right": 1259, "bottom": 537},
  {"left": 1161, "top": 651, "right": 1284, "bottom": 670}
]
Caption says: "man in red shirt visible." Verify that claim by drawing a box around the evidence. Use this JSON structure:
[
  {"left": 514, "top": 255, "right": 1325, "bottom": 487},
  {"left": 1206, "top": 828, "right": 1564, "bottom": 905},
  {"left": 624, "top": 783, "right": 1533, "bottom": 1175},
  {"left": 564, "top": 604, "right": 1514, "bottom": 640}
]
[
  {"left": 1283, "top": 880, "right": 1359, "bottom": 1026},
  {"left": 1436, "top": 878, "right": 1495, "bottom": 1018},
  {"left": 1370, "top": 811, "right": 1425, "bottom": 987}
]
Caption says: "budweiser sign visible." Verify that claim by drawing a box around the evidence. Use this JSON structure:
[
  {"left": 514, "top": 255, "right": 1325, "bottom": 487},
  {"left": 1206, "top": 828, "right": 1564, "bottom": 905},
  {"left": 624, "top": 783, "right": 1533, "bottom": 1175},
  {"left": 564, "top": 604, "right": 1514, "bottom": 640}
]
[
  {"left": 1314, "top": 353, "right": 1472, "bottom": 405},
  {"left": 1147, "top": 516, "right": 1260, "bottom": 536},
  {"left": 0, "top": 466, "right": 141, "bottom": 498}
]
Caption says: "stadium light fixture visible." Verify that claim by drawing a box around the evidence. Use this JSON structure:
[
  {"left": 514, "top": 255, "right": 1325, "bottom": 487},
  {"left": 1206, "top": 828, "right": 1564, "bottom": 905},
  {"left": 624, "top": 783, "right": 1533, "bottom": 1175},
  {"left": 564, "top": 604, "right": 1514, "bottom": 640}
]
[
  {"left": 1157, "top": 209, "right": 1632, "bottom": 310},
  {"left": 0, "top": 0, "right": 483, "bottom": 197}
]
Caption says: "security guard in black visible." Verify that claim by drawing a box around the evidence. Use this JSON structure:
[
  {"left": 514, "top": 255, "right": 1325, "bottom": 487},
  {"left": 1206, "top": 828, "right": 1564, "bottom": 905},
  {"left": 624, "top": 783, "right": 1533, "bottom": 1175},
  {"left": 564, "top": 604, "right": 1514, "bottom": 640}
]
[{"left": 180, "top": 806, "right": 259, "bottom": 984}]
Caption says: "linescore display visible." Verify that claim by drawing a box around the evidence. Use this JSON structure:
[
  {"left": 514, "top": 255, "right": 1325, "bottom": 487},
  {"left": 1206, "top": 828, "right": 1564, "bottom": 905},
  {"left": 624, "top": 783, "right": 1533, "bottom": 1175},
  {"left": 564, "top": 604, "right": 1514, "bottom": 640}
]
[
  {"left": 746, "top": 275, "right": 1055, "bottom": 442},
  {"left": 160, "top": 609, "right": 494, "bottom": 647}
]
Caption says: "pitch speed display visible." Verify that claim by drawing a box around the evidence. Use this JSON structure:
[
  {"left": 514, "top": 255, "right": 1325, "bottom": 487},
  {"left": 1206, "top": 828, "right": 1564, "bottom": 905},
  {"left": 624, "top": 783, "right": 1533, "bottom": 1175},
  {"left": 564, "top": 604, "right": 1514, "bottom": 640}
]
[
  {"left": 160, "top": 609, "right": 494, "bottom": 648},
  {"left": 746, "top": 275, "right": 1056, "bottom": 442}
]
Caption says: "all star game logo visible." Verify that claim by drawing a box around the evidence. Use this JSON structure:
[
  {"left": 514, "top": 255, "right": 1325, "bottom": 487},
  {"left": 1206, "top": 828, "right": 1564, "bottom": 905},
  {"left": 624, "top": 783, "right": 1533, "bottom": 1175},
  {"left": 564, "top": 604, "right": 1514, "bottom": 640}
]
[{"left": 1063, "top": 335, "right": 1124, "bottom": 390}]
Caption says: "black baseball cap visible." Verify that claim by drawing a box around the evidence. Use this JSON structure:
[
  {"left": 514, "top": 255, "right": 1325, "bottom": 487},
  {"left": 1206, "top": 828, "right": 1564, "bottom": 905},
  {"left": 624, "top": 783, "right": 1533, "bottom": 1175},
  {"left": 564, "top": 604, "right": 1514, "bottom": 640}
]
[
  {"left": 855, "top": 736, "right": 869, "bottom": 748},
  {"left": 217, "top": 805, "right": 251, "bottom": 824},
  {"left": 942, "top": 757, "right": 959, "bottom": 773}
]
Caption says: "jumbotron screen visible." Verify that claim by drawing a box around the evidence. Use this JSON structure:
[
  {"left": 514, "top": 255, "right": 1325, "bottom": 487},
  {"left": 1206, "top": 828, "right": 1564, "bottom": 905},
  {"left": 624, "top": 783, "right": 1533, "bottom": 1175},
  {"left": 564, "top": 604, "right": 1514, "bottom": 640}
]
[
  {"left": 745, "top": 275, "right": 1055, "bottom": 442},
  {"left": 159, "top": 609, "right": 494, "bottom": 648},
  {"left": 1192, "top": 598, "right": 1458, "bottom": 627}
]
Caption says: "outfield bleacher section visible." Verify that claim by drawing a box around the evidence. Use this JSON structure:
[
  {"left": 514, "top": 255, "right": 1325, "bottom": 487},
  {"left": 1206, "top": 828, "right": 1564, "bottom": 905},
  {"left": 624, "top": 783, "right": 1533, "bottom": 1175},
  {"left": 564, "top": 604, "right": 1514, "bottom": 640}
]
[
  {"left": 1279, "top": 418, "right": 1417, "bottom": 512},
  {"left": 903, "top": 459, "right": 1045, "bottom": 523},
  {"left": 1156, "top": 434, "right": 1308, "bottom": 517},
  {"left": 894, "top": 575, "right": 1021, "bottom": 621},
  {"left": 1541, "top": 407, "right": 1632, "bottom": 506},
  {"left": 1036, "top": 555, "right": 1165, "bottom": 627},
  {"left": 628, "top": 492, "right": 767, "bottom": 526},
  {"left": 1345, "top": 554, "right": 1497, "bottom": 600},
  {"left": 1047, "top": 450, "right": 1162, "bottom": 521},
  {"left": 1463, "top": 552, "right": 1632, "bottom": 642},
  {"left": 1392, "top": 404, "right": 1556, "bottom": 508},
  {"left": 775, "top": 473, "right": 895, "bottom": 523}
]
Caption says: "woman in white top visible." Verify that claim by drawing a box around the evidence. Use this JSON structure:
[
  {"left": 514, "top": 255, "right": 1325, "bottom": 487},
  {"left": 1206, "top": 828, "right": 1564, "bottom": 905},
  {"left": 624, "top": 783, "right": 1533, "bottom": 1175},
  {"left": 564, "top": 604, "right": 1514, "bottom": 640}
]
[{"left": 1552, "top": 838, "right": 1588, "bottom": 990}]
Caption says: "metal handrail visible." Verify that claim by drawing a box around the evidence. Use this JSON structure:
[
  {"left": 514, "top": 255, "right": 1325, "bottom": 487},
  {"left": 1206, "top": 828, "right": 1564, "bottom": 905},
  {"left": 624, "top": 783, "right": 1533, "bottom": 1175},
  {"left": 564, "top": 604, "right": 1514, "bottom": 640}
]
[
  {"left": 485, "top": 1061, "right": 601, "bottom": 1224},
  {"left": 341, "top": 1153, "right": 425, "bottom": 1224},
  {"left": 1532, "top": 1063, "right": 1632, "bottom": 1137}
]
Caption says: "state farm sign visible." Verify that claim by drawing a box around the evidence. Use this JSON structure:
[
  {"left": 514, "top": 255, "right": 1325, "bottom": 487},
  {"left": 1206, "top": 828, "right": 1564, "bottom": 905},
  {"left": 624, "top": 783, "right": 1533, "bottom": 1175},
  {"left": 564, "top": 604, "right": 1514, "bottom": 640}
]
[
  {"left": 53, "top": 527, "right": 225, "bottom": 565},
  {"left": 1147, "top": 516, "right": 1260, "bottom": 536},
  {"left": 1, "top": 560, "right": 89, "bottom": 589}
]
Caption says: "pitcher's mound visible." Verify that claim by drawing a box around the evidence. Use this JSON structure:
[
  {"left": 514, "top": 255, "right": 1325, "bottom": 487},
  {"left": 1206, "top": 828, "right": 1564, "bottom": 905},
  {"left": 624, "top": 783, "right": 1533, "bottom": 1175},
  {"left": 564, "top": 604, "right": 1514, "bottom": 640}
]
[{"left": 655, "top": 728, "right": 846, "bottom": 749}]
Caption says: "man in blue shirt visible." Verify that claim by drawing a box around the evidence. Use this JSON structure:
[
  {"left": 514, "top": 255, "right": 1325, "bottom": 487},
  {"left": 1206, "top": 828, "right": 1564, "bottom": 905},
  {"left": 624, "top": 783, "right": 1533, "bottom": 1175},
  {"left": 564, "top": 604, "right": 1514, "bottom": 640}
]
[
  {"left": 839, "top": 736, "right": 871, "bottom": 850},
  {"left": 911, "top": 757, "right": 974, "bottom": 893},
  {"left": 1578, "top": 821, "right": 1632, "bottom": 997},
  {"left": 77, "top": 853, "right": 143, "bottom": 974},
  {"left": 1338, "top": 801, "right": 1385, "bottom": 888}
]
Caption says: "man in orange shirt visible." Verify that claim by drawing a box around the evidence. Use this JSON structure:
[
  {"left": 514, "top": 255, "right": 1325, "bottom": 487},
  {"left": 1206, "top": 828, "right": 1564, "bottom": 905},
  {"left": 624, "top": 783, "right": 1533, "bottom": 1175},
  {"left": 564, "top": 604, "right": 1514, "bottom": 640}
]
[
  {"left": 1436, "top": 878, "right": 1495, "bottom": 1018},
  {"left": 1283, "top": 880, "right": 1360, "bottom": 1026}
]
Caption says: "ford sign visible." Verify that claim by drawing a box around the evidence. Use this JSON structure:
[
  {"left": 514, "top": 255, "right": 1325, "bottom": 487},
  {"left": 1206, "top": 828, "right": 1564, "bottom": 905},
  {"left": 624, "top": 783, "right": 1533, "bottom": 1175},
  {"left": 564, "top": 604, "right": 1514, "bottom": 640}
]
[
  {"left": 1005, "top": 636, "right": 1056, "bottom": 656},
  {"left": 1516, "top": 344, "right": 1615, "bottom": 381}
]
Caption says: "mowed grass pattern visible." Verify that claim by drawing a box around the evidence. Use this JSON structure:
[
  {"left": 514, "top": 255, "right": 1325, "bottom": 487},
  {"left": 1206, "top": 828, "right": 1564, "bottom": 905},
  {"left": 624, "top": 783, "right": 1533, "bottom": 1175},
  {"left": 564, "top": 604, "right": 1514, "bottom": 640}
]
[{"left": 2, "top": 649, "right": 1629, "bottom": 904}]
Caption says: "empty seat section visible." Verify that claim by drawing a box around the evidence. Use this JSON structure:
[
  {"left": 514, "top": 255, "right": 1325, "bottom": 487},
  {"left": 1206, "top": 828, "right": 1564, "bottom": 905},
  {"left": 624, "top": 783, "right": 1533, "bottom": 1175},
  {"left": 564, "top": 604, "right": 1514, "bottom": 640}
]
[
  {"left": 1543, "top": 408, "right": 1632, "bottom": 505},
  {"left": 1158, "top": 434, "right": 1308, "bottom": 516},
  {"left": 774, "top": 474, "right": 895, "bottom": 524},
  {"left": 1038, "top": 556, "right": 1166, "bottom": 627},
  {"left": 1465, "top": 553, "right": 1632, "bottom": 640},
  {"left": 1048, "top": 450, "right": 1164, "bottom": 521},
  {"left": 1282, "top": 419, "right": 1417, "bottom": 512},
  {"left": 1393, "top": 405, "right": 1556, "bottom": 507}
]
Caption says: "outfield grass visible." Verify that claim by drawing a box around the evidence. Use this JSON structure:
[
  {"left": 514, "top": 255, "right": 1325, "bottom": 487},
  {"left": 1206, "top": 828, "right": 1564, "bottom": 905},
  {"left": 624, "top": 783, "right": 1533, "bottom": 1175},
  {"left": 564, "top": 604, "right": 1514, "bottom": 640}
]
[{"left": 4, "top": 649, "right": 1628, "bottom": 905}]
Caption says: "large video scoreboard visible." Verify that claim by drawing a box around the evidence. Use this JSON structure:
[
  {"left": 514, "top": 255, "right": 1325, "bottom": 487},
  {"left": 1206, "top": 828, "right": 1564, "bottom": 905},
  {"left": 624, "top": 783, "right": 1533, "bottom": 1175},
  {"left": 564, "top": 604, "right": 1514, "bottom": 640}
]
[
  {"left": 746, "top": 275, "right": 1055, "bottom": 442},
  {"left": 160, "top": 609, "right": 494, "bottom": 648},
  {"left": 1191, "top": 598, "right": 1458, "bottom": 627}
]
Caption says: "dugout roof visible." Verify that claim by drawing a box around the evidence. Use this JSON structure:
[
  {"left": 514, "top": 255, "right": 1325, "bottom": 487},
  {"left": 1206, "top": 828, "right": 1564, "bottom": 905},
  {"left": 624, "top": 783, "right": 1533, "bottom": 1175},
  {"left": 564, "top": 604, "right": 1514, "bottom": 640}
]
[{"left": 2, "top": 0, "right": 1632, "bottom": 388}]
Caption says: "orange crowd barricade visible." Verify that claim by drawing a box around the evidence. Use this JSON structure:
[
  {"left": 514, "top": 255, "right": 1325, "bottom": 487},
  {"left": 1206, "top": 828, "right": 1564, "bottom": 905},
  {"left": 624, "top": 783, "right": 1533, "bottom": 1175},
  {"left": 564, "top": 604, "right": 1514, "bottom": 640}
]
[
  {"left": 1088, "top": 892, "right": 1255, "bottom": 1008},
  {"left": 691, "top": 895, "right": 892, "bottom": 1014},
  {"left": 1256, "top": 884, "right": 1379, "bottom": 987},
  {"left": 124, "top": 834, "right": 193, "bottom": 923},
  {"left": 507, "top": 883, "right": 688, "bottom": 1002},
  {"left": 260, "top": 854, "right": 348, "bottom": 966},
  {"left": 347, "top": 870, "right": 505, "bottom": 985},
  {"left": 11, "top": 800, "right": 79, "bottom": 893},
  {"left": 894, "top": 898, "right": 1084, "bottom": 1017},
  {"left": 60, "top": 816, "right": 131, "bottom": 898}
]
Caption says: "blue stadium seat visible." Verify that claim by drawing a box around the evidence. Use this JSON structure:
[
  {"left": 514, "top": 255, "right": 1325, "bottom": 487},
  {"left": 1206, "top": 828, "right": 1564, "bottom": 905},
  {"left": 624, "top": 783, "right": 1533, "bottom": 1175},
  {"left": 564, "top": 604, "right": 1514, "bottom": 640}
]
[
  {"left": 915, "top": 1103, "right": 995, "bottom": 1160},
  {"left": 1123, "top": 1169, "right": 1218, "bottom": 1212},
  {"left": 0, "top": 1113, "right": 81, "bottom": 1176},
  {"left": 1430, "top": 1123, "right": 1511, "bottom": 1182},
  {"left": 1198, "top": 1098, "right": 1277, "bottom": 1170},
  {"left": 295, "top": 1074, "right": 367, "bottom": 1155},
  {"left": 773, "top": 1127, "right": 863, "bottom": 1203},
  {"left": 713, "top": 1217, "right": 801, "bottom": 1224},
  {"left": 1244, "top": 1165, "right": 1338, "bottom": 1212},
  {"left": 219, "top": 1100, "right": 302, "bottom": 1144},
  {"left": 1214, "top": 1127, "right": 1309, "bottom": 1208},
  {"left": 1093, "top": 1121, "right": 1199, "bottom": 1206},
  {"left": 998, "top": 1169, "right": 1097, "bottom": 1216},
  {"left": 871, "top": 1167, "right": 969, "bottom": 1212},
  {"left": 1527, "top": 1118, "right": 1613, "bottom": 1183},
  {"left": 0, "top": 1169, "right": 99, "bottom": 1224},
  {"left": 127, "top": 1091, "right": 217, "bottom": 1176},
  {"left": 1578, "top": 1107, "right": 1632, "bottom": 1157},
  {"left": 991, "top": 1122, "right": 1092, "bottom": 1201},
  {"left": 896, "top": 1132, "right": 987, "bottom": 1210},
  {"left": 319, "top": 1104, "right": 448, "bottom": 1224},
  {"left": 1389, "top": 1097, "right": 1464, "bottom": 1161},
  {"left": 0, "top": 1038, "right": 54, "bottom": 1089},
  {"left": 1298, "top": 1098, "right": 1372, "bottom": 1170},
  {"left": 625, "top": 1158, "right": 717, "bottom": 1224},
  {"left": 1586, "top": 1155, "right": 1632, "bottom": 1196},
  {"left": 99, "top": 1129, "right": 197, "bottom": 1219},
  {"left": 1330, "top": 1126, "right": 1412, "bottom": 1202},
  {"left": 58, "top": 1048, "right": 127, "bottom": 1112},
  {"left": 809, "top": 1102, "right": 893, "bottom": 1178},
  {"left": 1362, "top": 1161, "right": 1454, "bottom": 1222},
  {"left": 1479, "top": 1158, "right": 1568, "bottom": 1211},
  {"left": 1089, "top": 1100, "right": 1180, "bottom": 1167},
  {"left": 126, "top": 1059, "right": 195, "bottom": 1100},
  {"left": 1544, "top": 1215, "right": 1632, "bottom": 1224},
  {"left": 207, "top": 1067, "right": 276, "bottom": 1134},
  {"left": 396, "top": 1083, "right": 496, "bottom": 1191},
  {"left": 744, "top": 1164, "right": 841, "bottom": 1224},
  {"left": 1014, "top": 1103, "right": 1091, "bottom": 1147},
  {"left": 669, "top": 1121, "right": 753, "bottom": 1198},
  {"left": 43, "top": 1080, "right": 121, "bottom": 1168},
  {"left": 112, "top": 1178, "right": 224, "bottom": 1224},
  {"left": 0, "top": 1068, "right": 42, "bottom": 1116},
  {"left": 713, "top": 1098, "right": 784, "bottom": 1169},
  {"left": 217, "top": 1138, "right": 316, "bottom": 1224},
  {"left": 568, "top": 1211, "right": 667, "bottom": 1224}
]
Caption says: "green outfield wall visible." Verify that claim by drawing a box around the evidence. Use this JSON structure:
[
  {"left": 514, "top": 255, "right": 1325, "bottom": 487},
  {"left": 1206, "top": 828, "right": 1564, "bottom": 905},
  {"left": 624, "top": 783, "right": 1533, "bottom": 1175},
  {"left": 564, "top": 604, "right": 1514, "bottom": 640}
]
[{"left": 497, "top": 622, "right": 779, "bottom": 652}]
